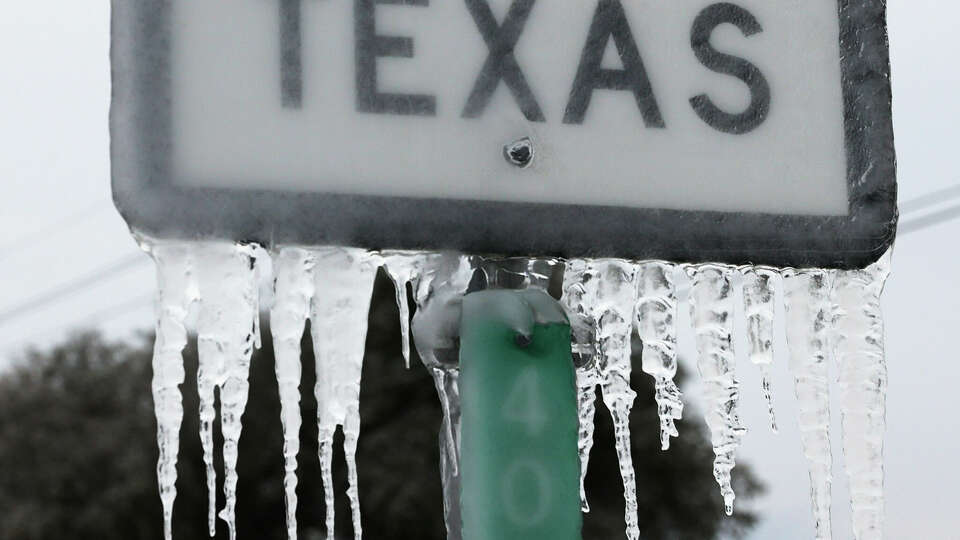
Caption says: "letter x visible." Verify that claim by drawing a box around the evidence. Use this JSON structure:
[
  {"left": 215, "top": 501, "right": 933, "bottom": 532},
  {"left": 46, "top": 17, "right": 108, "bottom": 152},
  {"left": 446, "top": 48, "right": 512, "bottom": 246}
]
[{"left": 461, "top": 0, "right": 545, "bottom": 122}]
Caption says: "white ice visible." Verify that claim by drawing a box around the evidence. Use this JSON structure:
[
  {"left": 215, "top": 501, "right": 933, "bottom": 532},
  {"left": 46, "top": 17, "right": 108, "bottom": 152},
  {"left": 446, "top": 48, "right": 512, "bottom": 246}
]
[
  {"left": 270, "top": 248, "right": 315, "bottom": 540},
  {"left": 193, "top": 243, "right": 261, "bottom": 540},
  {"left": 783, "top": 268, "right": 836, "bottom": 540},
  {"left": 149, "top": 244, "right": 198, "bottom": 540},
  {"left": 833, "top": 252, "right": 891, "bottom": 540},
  {"left": 141, "top": 240, "right": 894, "bottom": 540},
  {"left": 409, "top": 253, "right": 475, "bottom": 540},
  {"left": 382, "top": 252, "right": 424, "bottom": 369},
  {"left": 309, "top": 247, "right": 380, "bottom": 540},
  {"left": 686, "top": 264, "right": 746, "bottom": 516},
  {"left": 635, "top": 261, "right": 683, "bottom": 451},
  {"left": 560, "top": 259, "right": 599, "bottom": 512},
  {"left": 740, "top": 266, "right": 780, "bottom": 433},
  {"left": 562, "top": 259, "right": 641, "bottom": 540}
]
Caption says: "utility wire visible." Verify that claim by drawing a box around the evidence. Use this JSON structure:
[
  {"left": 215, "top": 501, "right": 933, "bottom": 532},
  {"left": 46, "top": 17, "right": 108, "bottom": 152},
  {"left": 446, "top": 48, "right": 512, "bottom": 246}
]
[
  {"left": 898, "top": 202, "right": 960, "bottom": 236},
  {"left": 900, "top": 183, "right": 960, "bottom": 215},
  {"left": 10, "top": 293, "right": 155, "bottom": 351},
  {"left": 0, "top": 201, "right": 107, "bottom": 263},
  {"left": 0, "top": 252, "right": 149, "bottom": 327}
]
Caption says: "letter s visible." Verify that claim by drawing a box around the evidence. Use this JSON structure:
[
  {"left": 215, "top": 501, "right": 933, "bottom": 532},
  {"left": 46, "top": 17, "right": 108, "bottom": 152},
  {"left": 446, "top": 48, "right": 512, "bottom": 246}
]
[{"left": 690, "top": 3, "right": 770, "bottom": 134}]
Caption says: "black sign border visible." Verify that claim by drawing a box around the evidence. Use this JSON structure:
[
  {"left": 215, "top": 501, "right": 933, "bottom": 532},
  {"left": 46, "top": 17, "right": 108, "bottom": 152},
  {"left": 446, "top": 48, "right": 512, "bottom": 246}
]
[{"left": 111, "top": 0, "right": 897, "bottom": 270}]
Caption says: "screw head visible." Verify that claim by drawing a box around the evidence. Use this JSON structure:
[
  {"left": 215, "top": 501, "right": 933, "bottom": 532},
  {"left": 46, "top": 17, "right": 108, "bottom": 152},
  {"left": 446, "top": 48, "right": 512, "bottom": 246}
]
[
  {"left": 503, "top": 137, "right": 534, "bottom": 168},
  {"left": 514, "top": 333, "right": 533, "bottom": 348}
]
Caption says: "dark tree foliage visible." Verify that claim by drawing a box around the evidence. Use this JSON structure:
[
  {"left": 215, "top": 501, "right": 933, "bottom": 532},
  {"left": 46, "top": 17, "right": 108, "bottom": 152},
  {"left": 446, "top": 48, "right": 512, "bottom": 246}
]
[{"left": 0, "top": 271, "right": 762, "bottom": 539}]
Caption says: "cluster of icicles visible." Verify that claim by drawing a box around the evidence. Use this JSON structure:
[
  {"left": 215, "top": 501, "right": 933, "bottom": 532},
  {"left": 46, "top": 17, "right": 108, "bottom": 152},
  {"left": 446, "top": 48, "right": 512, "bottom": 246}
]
[{"left": 146, "top": 240, "right": 891, "bottom": 540}]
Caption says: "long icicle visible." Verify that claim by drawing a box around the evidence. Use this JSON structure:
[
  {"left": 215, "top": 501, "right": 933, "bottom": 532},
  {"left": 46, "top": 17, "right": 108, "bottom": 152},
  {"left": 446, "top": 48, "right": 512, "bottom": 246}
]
[
  {"left": 563, "top": 259, "right": 641, "bottom": 539},
  {"left": 383, "top": 252, "right": 424, "bottom": 369},
  {"left": 310, "top": 247, "right": 380, "bottom": 540},
  {"left": 740, "top": 266, "right": 780, "bottom": 433},
  {"left": 636, "top": 261, "right": 683, "bottom": 450},
  {"left": 595, "top": 261, "right": 641, "bottom": 540},
  {"left": 687, "top": 264, "right": 746, "bottom": 516},
  {"left": 149, "top": 244, "right": 197, "bottom": 540},
  {"left": 561, "top": 259, "right": 600, "bottom": 513},
  {"left": 270, "top": 248, "right": 315, "bottom": 540},
  {"left": 833, "top": 251, "right": 891, "bottom": 540},
  {"left": 410, "top": 253, "right": 475, "bottom": 540},
  {"left": 195, "top": 246, "right": 228, "bottom": 537},
  {"left": 220, "top": 245, "right": 261, "bottom": 540},
  {"left": 782, "top": 268, "right": 836, "bottom": 540},
  {"left": 195, "top": 243, "right": 261, "bottom": 540}
]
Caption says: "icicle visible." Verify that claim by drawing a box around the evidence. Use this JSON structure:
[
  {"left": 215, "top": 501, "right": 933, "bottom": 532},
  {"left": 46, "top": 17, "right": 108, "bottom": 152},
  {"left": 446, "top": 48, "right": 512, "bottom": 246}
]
[
  {"left": 479, "top": 257, "right": 557, "bottom": 290},
  {"left": 195, "top": 243, "right": 261, "bottom": 540},
  {"left": 149, "top": 244, "right": 197, "bottom": 540},
  {"left": 635, "top": 262, "right": 683, "bottom": 451},
  {"left": 383, "top": 252, "right": 426, "bottom": 369},
  {"left": 309, "top": 247, "right": 380, "bottom": 540},
  {"left": 740, "top": 266, "right": 780, "bottom": 433},
  {"left": 561, "top": 259, "right": 595, "bottom": 512},
  {"left": 562, "top": 259, "right": 641, "bottom": 539},
  {"left": 270, "top": 248, "right": 315, "bottom": 540},
  {"left": 782, "top": 268, "right": 836, "bottom": 540},
  {"left": 560, "top": 260, "right": 600, "bottom": 512},
  {"left": 833, "top": 252, "right": 891, "bottom": 540},
  {"left": 687, "top": 264, "right": 746, "bottom": 516},
  {"left": 410, "top": 253, "right": 475, "bottom": 540}
]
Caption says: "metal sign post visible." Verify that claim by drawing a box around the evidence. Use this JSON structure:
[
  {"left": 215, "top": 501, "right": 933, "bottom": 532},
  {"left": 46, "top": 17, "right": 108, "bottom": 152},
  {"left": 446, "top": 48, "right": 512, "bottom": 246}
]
[{"left": 460, "top": 290, "right": 581, "bottom": 540}]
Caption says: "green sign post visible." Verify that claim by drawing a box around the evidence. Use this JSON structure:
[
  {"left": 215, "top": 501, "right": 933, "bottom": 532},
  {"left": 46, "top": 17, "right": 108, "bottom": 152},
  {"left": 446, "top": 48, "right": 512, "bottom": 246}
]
[{"left": 459, "top": 290, "right": 582, "bottom": 540}]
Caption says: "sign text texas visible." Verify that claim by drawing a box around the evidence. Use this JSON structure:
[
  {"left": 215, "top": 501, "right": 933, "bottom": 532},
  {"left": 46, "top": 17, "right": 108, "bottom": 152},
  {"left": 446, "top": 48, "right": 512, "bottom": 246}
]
[
  {"left": 282, "top": 0, "right": 770, "bottom": 136},
  {"left": 111, "top": 0, "right": 896, "bottom": 268}
]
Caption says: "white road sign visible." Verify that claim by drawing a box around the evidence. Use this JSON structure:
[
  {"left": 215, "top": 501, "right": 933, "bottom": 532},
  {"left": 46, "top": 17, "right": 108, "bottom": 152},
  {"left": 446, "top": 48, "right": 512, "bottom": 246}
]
[{"left": 111, "top": 0, "right": 896, "bottom": 268}]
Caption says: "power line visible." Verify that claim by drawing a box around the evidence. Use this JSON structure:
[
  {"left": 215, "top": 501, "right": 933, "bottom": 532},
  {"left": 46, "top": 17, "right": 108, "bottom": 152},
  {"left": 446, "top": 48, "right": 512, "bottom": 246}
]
[
  {"left": 0, "top": 252, "right": 149, "bottom": 327},
  {"left": 0, "top": 201, "right": 107, "bottom": 263},
  {"left": 898, "top": 202, "right": 960, "bottom": 236},
  {"left": 900, "top": 183, "right": 960, "bottom": 215},
  {"left": 13, "top": 294, "right": 155, "bottom": 349}
]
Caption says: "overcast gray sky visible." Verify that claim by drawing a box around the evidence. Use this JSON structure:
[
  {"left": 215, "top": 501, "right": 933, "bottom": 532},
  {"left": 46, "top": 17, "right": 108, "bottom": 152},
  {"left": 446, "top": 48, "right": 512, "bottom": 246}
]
[{"left": 1, "top": 1, "right": 958, "bottom": 539}]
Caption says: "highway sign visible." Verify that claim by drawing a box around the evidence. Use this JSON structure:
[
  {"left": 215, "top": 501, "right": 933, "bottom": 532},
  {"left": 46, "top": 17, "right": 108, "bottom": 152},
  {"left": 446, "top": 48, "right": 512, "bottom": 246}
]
[{"left": 112, "top": 0, "right": 896, "bottom": 268}]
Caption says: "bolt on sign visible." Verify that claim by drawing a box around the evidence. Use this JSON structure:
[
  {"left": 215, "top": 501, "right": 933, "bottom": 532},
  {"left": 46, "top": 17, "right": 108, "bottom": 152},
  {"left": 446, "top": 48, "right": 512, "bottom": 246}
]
[{"left": 111, "top": 0, "right": 896, "bottom": 269}]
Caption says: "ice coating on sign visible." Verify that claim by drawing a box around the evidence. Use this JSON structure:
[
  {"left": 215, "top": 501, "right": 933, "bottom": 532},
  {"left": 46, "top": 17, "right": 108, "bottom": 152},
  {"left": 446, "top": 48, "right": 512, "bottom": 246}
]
[
  {"left": 562, "top": 259, "right": 641, "bottom": 540},
  {"left": 635, "top": 262, "right": 683, "bottom": 450},
  {"left": 136, "top": 239, "right": 897, "bottom": 540},
  {"left": 149, "top": 244, "right": 197, "bottom": 540},
  {"left": 740, "top": 266, "right": 780, "bottom": 433},
  {"left": 410, "top": 253, "right": 475, "bottom": 540},
  {"left": 686, "top": 264, "right": 745, "bottom": 516},
  {"left": 270, "top": 248, "right": 315, "bottom": 540},
  {"left": 310, "top": 247, "right": 380, "bottom": 540},
  {"left": 194, "top": 243, "right": 260, "bottom": 540},
  {"left": 783, "top": 268, "right": 836, "bottom": 540},
  {"left": 833, "top": 252, "right": 891, "bottom": 540}
]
